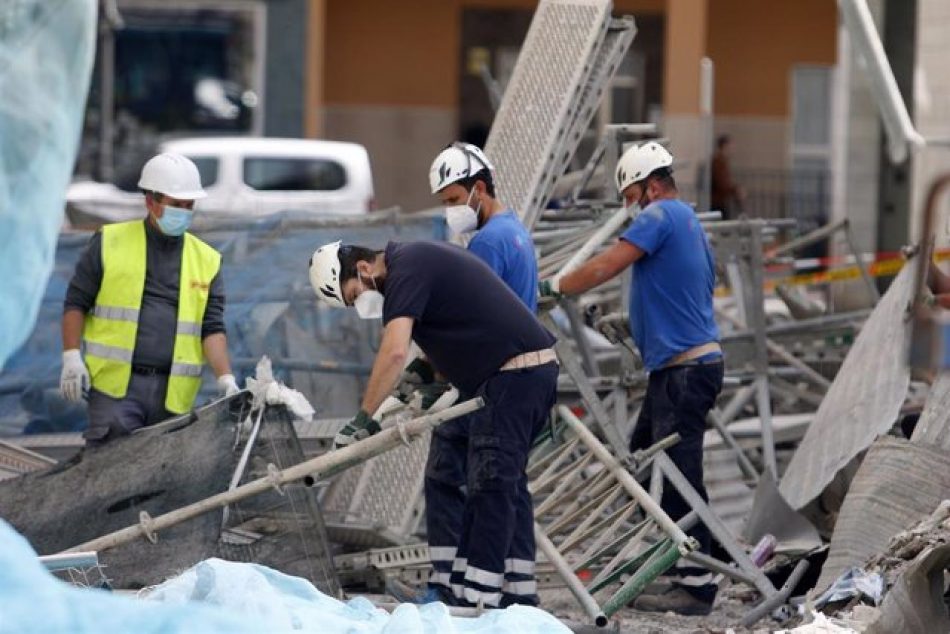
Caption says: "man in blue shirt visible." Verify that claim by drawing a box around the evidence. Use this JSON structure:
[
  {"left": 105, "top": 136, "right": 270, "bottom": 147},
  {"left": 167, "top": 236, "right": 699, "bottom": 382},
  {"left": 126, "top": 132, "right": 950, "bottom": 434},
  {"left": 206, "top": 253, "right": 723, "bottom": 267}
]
[
  {"left": 383, "top": 143, "right": 541, "bottom": 606},
  {"left": 308, "top": 240, "right": 558, "bottom": 609},
  {"left": 430, "top": 142, "right": 538, "bottom": 309},
  {"left": 539, "top": 142, "right": 723, "bottom": 616}
]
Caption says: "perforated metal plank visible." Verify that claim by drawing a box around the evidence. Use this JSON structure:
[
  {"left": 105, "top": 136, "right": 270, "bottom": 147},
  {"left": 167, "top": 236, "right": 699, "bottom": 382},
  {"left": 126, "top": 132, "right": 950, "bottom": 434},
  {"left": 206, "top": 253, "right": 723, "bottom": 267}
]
[
  {"left": 778, "top": 264, "right": 914, "bottom": 510},
  {"left": 485, "top": 0, "right": 611, "bottom": 229},
  {"left": 321, "top": 430, "right": 430, "bottom": 548},
  {"left": 556, "top": 17, "right": 637, "bottom": 179}
]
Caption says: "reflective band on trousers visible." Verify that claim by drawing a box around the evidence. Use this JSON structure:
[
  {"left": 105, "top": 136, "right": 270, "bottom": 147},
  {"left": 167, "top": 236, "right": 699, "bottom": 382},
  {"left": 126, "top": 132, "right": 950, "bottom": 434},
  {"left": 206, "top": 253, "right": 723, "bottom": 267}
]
[
  {"left": 463, "top": 565, "right": 504, "bottom": 588},
  {"left": 462, "top": 587, "right": 501, "bottom": 607},
  {"left": 505, "top": 558, "right": 535, "bottom": 575},
  {"left": 91, "top": 305, "right": 140, "bottom": 322},
  {"left": 84, "top": 341, "right": 134, "bottom": 364},
  {"left": 503, "top": 580, "right": 538, "bottom": 596}
]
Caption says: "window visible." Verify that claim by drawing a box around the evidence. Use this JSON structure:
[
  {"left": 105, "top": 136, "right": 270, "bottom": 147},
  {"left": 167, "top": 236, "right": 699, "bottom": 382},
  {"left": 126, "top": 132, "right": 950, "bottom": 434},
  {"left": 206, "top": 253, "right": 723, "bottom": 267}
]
[
  {"left": 243, "top": 157, "right": 347, "bottom": 192},
  {"left": 188, "top": 157, "right": 219, "bottom": 188}
]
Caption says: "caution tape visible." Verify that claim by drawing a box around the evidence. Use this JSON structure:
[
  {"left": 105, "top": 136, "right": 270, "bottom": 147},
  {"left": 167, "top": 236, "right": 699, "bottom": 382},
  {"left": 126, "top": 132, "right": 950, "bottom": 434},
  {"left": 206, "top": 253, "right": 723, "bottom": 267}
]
[{"left": 715, "top": 248, "right": 950, "bottom": 296}]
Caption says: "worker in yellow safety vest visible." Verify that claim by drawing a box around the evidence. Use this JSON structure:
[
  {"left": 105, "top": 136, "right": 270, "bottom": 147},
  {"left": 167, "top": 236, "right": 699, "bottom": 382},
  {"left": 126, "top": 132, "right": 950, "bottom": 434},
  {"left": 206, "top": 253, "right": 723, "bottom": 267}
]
[{"left": 60, "top": 153, "right": 239, "bottom": 447}]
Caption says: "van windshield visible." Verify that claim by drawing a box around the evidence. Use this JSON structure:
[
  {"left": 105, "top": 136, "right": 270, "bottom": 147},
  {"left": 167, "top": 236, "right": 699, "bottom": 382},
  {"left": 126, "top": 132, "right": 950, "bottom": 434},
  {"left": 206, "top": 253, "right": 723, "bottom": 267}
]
[{"left": 243, "top": 157, "right": 347, "bottom": 191}]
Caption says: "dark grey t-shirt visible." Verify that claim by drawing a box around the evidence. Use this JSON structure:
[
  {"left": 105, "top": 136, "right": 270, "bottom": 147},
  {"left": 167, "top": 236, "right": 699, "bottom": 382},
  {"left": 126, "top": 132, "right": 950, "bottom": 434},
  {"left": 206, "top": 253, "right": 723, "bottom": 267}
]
[
  {"left": 382, "top": 241, "right": 555, "bottom": 394},
  {"left": 64, "top": 220, "right": 226, "bottom": 370}
]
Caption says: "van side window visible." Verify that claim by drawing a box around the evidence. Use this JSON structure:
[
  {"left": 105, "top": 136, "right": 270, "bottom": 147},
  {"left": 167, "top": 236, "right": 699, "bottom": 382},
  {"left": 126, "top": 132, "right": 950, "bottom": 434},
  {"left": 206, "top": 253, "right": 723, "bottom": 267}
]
[
  {"left": 188, "top": 157, "right": 219, "bottom": 188},
  {"left": 243, "top": 157, "right": 347, "bottom": 191}
]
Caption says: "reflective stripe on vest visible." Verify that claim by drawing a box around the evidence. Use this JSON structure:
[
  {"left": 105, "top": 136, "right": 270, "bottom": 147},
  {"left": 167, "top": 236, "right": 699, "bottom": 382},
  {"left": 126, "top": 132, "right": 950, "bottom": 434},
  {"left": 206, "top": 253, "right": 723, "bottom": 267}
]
[{"left": 83, "top": 221, "right": 221, "bottom": 414}]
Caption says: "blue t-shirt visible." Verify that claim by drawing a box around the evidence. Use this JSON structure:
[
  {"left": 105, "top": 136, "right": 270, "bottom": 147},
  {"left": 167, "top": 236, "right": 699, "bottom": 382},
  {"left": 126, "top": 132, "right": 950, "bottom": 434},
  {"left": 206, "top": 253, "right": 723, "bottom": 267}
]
[
  {"left": 620, "top": 199, "right": 719, "bottom": 371},
  {"left": 468, "top": 210, "right": 538, "bottom": 312},
  {"left": 382, "top": 242, "right": 556, "bottom": 394}
]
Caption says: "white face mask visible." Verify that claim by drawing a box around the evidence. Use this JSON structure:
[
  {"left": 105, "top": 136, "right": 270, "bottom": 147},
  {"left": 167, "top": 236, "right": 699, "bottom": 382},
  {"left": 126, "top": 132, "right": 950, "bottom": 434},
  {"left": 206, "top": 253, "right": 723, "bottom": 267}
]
[
  {"left": 353, "top": 272, "right": 384, "bottom": 320},
  {"left": 444, "top": 187, "right": 481, "bottom": 235}
]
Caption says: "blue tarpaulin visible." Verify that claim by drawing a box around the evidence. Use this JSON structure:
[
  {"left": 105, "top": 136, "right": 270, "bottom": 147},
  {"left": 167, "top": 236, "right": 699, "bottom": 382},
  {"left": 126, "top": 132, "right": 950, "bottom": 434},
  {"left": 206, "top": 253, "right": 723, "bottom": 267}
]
[{"left": 0, "top": 212, "right": 445, "bottom": 435}]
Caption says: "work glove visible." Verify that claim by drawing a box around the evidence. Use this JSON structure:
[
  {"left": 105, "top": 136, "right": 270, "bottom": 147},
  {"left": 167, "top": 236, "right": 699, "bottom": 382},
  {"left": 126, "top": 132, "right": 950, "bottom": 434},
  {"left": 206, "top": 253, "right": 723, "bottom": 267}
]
[
  {"left": 60, "top": 349, "right": 90, "bottom": 402},
  {"left": 394, "top": 358, "right": 435, "bottom": 401},
  {"left": 333, "top": 409, "right": 382, "bottom": 450},
  {"left": 538, "top": 277, "right": 563, "bottom": 300},
  {"left": 216, "top": 373, "right": 241, "bottom": 397},
  {"left": 413, "top": 382, "right": 453, "bottom": 411}
]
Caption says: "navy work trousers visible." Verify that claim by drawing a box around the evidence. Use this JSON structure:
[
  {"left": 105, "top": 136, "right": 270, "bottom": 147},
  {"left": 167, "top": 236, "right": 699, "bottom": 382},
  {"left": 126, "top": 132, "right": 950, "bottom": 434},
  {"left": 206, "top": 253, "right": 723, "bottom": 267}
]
[
  {"left": 84, "top": 372, "right": 173, "bottom": 447},
  {"left": 426, "top": 362, "right": 558, "bottom": 608},
  {"left": 630, "top": 359, "right": 724, "bottom": 602}
]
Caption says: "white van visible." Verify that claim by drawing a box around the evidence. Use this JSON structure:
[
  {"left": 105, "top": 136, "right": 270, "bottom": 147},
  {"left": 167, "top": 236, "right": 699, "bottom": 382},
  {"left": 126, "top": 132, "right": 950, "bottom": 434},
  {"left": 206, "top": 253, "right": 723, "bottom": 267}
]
[{"left": 66, "top": 137, "right": 376, "bottom": 225}]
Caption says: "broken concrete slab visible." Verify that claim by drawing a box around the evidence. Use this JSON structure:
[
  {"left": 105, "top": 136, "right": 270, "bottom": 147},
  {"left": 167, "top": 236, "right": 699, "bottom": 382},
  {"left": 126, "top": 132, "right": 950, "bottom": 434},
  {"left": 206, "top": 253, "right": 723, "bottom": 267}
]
[
  {"left": 813, "top": 436, "right": 950, "bottom": 593},
  {"left": 779, "top": 264, "right": 914, "bottom": 511}
]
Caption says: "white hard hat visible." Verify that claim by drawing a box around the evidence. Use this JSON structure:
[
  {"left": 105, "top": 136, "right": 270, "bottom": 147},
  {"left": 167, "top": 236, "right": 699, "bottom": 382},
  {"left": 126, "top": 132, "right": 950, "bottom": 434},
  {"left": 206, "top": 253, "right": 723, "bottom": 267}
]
[
  {"left": 137, "top": 152, "right": 207, "bottom": 200},
  {"left": 309, "top": 241, "right": 345, "bottom": 308},
  {"left": 429, "top": 142, "right": 495, "bottom": 194},
  {"left": 615, "top": 141, "right": 674, "bottom": 193}
]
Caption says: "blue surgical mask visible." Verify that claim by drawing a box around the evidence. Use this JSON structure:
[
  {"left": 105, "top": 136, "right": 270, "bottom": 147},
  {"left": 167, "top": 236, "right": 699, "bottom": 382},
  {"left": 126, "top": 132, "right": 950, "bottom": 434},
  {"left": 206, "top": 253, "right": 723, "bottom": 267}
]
[{"left": 155, "top": 205, "right": 194, "bottom": 236}]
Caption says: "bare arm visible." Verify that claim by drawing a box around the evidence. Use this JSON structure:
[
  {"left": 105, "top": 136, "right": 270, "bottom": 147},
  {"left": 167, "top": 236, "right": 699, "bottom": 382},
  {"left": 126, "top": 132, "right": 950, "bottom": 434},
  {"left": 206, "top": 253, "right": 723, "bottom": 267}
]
[
  {"left": 202, "top": 333, "right": 232, "bottom": 378},
  {"left": 362, "top": 317, "right": 414, "bottom": 415},
  {"left": 62, "top": 309, "right": 85, "bottom": 351},
  {"left": 558, "top": 240, "right": 644, "bottom": 296}
]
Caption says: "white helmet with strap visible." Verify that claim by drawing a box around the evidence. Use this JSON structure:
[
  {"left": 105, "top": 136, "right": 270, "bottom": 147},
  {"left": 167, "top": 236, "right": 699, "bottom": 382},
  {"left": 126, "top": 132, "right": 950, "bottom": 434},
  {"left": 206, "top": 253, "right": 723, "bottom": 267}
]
[
  {"left": 138, "top": 152, "right": 207, "bottom": 199},
  {"left": 428, "top": 142, "right": 494, "bottom": 194},
  {"left": 309, "top": 241, "right": 345, "bottom": 308},
  {"left": 614, "top": 141, "right": 674, "bottom": 193}
]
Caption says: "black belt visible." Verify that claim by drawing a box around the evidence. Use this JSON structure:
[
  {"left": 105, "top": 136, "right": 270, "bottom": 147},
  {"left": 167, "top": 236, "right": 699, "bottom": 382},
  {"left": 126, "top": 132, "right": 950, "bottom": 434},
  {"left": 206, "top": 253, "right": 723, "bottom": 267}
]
[{"left": 131, "top": 364, "right": 170, "bottom": 376}]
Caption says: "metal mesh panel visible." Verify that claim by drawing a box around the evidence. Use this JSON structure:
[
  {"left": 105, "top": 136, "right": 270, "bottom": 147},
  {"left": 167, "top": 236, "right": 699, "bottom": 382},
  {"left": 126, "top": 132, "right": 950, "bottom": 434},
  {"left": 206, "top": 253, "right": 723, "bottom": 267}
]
[
  {"left": 218, "top": 403, "right": 340, "bottom": 596},
  {"left": 321, "top": 430, "right": 431, "bottom": 548},
  {"left": 485, "top": 0, "right": 611, "bottom": 229},
  {"left": 557, "top": 18, "right": 637, "bottom": 177}
]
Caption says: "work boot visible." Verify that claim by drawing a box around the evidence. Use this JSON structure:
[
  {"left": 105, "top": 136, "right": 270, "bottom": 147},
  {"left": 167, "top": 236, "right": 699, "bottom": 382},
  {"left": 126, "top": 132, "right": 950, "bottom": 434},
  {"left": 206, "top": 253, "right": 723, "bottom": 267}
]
[
  {"left": 631, "top": 587, "right": 714, "bottom": 616},
  {"left": 386, "top": 578, "right": 456, "bottom": 605}
]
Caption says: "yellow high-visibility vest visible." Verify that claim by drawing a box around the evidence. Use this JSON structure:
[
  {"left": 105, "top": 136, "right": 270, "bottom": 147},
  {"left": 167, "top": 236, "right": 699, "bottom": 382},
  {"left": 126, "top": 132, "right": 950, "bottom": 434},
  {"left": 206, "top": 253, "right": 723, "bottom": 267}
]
[{"left": 83, "top": 220, "right": 221, "bottom": 414}]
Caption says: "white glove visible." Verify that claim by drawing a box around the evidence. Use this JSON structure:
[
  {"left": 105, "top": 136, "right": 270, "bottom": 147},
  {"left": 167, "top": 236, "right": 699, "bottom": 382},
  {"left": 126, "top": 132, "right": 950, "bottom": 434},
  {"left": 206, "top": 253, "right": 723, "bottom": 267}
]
[
  {"left": 60, "top": 349, "right": 90, "bottom": 402},
  {"left": 216, "top": 373, "right": 241, "bottom": 396}
]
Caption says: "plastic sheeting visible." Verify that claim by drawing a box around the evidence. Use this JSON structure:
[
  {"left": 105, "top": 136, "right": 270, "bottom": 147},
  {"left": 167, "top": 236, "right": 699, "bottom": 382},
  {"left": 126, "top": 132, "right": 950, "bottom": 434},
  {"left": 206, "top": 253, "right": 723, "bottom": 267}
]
[
  {"left": 0, "top": 0, "right": 97, "bottom": 369},
  {"left": 0, "top": 211, "right": 444, "bottom": 435},
  {"left": 146, "top": 557, "right": 572, "bottom": 634},
  {"left": 0, "top": 519, "right": 570, "bottom": 634},
  {"left": 0, "top": 519, "right": 257, "bottom": 634}
]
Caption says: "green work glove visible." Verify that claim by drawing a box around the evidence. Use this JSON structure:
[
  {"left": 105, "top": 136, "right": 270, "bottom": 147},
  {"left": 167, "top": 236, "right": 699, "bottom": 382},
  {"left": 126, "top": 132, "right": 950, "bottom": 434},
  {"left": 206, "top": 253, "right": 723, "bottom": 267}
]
[
  {"left": 333, "top": 409, "right": 382, "bottom": 450},
  {"left": 538, "top": 278, "right": 563, "bottom": 300},
  {"left": 415, "top": 382, "right": 452, "bottom": 411},
  {"left": 395, "top": 358, "right": 435, "bottom": 402}
]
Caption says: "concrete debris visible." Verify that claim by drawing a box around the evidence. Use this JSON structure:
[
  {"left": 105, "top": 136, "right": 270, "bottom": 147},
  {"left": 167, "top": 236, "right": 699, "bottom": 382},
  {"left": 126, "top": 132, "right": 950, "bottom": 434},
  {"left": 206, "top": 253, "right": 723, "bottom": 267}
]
[
  {"left": 813, "top": 436, "right": 950, "bottom": 592},
  {"left": 814, "top": 502, "right": 950, "bottom": 634},
  {"left": 779, "top": 262, "right": 915, "bottom": 512},
  {"left": 776, "top": 612, "right": 859, "bottom": 633}
]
